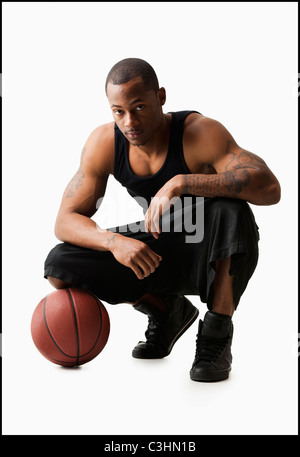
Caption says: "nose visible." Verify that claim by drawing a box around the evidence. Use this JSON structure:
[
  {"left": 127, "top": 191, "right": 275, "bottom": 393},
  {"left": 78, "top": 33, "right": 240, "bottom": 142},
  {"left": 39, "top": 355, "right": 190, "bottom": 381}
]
[{"left": 124, "top": 112, "right": 139, "bottom": 129}]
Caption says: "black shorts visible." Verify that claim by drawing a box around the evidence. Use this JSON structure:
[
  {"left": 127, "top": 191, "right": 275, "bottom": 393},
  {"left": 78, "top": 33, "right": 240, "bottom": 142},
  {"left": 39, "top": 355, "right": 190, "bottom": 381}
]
[{"left": 44, "top": 197, "right": 260, "bottom": 309}]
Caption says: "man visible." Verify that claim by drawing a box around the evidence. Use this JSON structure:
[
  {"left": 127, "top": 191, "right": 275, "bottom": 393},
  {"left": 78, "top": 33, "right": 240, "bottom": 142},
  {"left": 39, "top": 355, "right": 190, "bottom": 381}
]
[{"left": 44, "top": 58, "right": 281, "bottom": 382}]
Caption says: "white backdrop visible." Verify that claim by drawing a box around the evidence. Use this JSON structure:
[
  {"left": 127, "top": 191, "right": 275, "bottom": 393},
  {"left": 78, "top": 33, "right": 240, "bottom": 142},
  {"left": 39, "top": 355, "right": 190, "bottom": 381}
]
[{"left": 2, "top": 2, "right": 298, "bottom": 435}]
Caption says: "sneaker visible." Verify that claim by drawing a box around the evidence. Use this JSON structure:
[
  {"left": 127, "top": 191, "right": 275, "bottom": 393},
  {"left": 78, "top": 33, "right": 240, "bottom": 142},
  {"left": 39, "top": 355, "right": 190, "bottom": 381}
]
[
  {"left": 190, "top": 311, "right": 233, "bottom": 382},
  {"left": 132, "top": 295, "right": 199, "bottom": 359}
]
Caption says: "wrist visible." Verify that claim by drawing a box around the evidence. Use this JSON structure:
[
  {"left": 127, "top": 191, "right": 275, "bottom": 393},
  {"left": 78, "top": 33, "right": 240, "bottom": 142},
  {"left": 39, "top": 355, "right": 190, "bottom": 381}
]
[
  {"left": 175, "top": 174, "right": 187, "bottom": 196},
  {"left": 104, "top": 231, "right": 122, "bottom": 253}
]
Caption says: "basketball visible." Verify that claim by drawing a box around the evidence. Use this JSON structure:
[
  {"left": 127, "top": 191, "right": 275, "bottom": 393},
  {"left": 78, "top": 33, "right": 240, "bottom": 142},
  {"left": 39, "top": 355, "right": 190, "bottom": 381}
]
[{"left": 31, "top": 288, "right": 110, "bottom": 367}]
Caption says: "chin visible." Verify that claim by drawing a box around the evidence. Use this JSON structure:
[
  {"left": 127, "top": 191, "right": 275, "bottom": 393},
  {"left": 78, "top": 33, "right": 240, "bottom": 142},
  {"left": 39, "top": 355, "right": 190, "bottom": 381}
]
[
  {"left": 131, "top": 138, "right": 149, "bottom": 147},
  {"left": 132, "top": 141, "right": 148, "bottom": 147}
]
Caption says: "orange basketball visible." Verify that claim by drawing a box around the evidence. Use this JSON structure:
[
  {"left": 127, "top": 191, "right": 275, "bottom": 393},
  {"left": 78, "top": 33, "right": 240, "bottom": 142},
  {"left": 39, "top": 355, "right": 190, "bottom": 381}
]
[{"left": 31, "top": 288, "right": 110, "bottom": 367}]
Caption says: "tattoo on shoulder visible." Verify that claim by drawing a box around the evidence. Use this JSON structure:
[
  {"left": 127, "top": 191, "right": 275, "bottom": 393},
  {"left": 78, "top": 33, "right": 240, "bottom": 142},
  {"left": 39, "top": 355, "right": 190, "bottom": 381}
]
[
  {"left": 225, "top": 145, "right": 268, "bottom": 172},
  {"left": 65, "top": 168, "right": 85, "bottom": 198}
]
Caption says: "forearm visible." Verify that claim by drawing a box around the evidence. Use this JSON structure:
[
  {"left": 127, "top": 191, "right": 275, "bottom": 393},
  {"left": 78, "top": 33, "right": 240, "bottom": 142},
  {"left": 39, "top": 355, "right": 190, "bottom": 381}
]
[
  {"left": 54, "top": 212, "right": 121, "bottom": 252},
  {"left": 179, "top": 167, "right": 281, "bottom": 205},
  {"left": 55, "top": 211, "right": 162, "bottom": 280}
]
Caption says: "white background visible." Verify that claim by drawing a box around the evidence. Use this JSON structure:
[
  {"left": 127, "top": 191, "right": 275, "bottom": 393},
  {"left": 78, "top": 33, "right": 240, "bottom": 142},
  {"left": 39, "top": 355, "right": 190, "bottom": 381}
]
[{"left": 2, "top": 2, "right": 298, "bottom": 435}]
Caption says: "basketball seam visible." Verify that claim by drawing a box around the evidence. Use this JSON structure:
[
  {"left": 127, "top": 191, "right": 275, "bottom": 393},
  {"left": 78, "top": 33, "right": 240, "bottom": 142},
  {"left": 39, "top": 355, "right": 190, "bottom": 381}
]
[
  {"left": 66, "top": 289, "right": 80, "bottom": 365},
  {"left": 70, "top": 290, "right": 104, "bottom": 359},
  {"left": 43, "top": 295, "right": 80, "bottom": 359},
  {"left": 33, "top": 342, "right": 78, "bottom": 365},
  {"left": 80, "top": 294, "right": 103, "bottom": 357}
]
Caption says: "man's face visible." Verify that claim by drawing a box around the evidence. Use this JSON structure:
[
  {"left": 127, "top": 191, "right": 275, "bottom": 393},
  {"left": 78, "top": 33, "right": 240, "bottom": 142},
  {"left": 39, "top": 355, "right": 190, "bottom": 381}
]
[{"left": 106, "top": 77, "right": 165, "bottom": 147}]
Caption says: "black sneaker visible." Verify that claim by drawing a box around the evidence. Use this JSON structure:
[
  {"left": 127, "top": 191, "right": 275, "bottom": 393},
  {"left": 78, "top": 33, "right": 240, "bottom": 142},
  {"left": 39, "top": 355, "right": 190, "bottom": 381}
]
[
  {"left": 132, "top": 295, "right": 199, "bottom": 359},
  {"left": 190, "top": 311, "right": 233, "bottom": 382}
]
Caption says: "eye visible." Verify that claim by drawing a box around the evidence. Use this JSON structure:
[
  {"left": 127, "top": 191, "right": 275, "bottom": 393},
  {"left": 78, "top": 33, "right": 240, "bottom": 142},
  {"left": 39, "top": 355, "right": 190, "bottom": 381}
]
[
  {"left": 136, "top": 105, "right": 145, "bottom": 111},
  {"left": 113, "top": 109, "right": 123, "bottom": 115}
]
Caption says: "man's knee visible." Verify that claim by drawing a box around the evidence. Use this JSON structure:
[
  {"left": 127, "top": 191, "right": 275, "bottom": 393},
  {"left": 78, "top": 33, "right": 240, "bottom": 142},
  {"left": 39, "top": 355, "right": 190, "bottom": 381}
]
[
  {"left": 47, "top": 276, "right": 70, "bottom": 290},
  {"left": 208, "top": 197, "right": 246, "bottom": 215},
  {"left": 206, "top": 197, "right": 251, "bottom": 229},
  {"left": 205, "top": 197, "right": 258, "bottom": 250}
]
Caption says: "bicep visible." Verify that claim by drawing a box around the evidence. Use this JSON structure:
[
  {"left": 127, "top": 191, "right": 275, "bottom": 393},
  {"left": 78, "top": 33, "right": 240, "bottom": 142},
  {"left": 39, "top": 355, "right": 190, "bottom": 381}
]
[
  {"left": 60, "top": 167, "right": 108, "bottom": 218},
  {"left": 213, "top": 145, "right": 270, "bottom": 175},
  {"left": 58, "top": 123, "right": 113, "bottom": 218},
  {"left": 199, "top": 119, "right": 269, "bottom": 173}
]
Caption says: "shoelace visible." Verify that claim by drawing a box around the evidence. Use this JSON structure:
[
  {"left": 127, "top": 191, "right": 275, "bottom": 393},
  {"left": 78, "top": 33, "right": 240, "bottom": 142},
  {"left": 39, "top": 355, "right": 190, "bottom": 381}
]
[
  {"left": 145, "top": 317, "right": 163, "bottom": 342},
  {"left": 194, "top": 334, "right": 229, "bottom": 363}
]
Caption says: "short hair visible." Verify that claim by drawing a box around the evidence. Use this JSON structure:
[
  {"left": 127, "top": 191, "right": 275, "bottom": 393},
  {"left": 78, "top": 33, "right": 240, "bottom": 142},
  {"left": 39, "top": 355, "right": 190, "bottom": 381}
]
[{"left": 105, "top": 58, "right": 159, "bottom": 94}]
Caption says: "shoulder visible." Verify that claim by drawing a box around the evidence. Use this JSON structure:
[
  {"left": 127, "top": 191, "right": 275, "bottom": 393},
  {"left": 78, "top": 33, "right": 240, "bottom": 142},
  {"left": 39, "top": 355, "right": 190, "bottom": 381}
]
[
  {"left": 183, "top": 114, "right": 238, "bottom": 163},
  {"left": 81, "top": 121, "right": 115, "bottom": 176},
  {"left": 84, "top": 121, "right": 115, "bottom": 151},
  {"left": 184, "top": 113, "right": 234, "bottom": 144}
]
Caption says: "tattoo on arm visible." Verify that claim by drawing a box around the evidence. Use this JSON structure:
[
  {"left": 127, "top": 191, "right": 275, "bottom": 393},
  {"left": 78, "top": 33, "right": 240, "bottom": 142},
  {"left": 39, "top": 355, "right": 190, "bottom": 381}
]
[
  {"left": 224, "top": 145, "right": 268, "bottom": 172},
  {"left": 182, "top": 148, "right": 269, "bottom": 198},
  {"left": 65, "top": 167, "right": 85, "bottom": 198},
  {"left": 106, "top": 233, "right": 117, "bottom": 248},
  {"left": 64, "top": 147, "right": 88, "bottom": 198},
  {"left": 182, "top": 169, "right": 250, "bottom": 197}
]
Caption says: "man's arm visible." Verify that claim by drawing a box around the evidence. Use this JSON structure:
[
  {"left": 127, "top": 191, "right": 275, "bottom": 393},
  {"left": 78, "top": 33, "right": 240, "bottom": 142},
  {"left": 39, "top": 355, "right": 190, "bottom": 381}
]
[
  {"left": 144, "top": 116, "right": 281, "bottom": 236},
  {"left": 54, "top": 123, "right": 114, "bottom": 251},
  {"left": 55, "top": 123, "right": 162, "bottom": 279},
  {"left": 178, "top": 117, "right": 281, "bottom": 205}
]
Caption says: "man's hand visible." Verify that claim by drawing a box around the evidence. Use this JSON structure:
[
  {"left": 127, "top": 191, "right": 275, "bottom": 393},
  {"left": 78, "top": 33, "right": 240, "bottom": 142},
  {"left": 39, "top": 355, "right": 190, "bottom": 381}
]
[
  {"left": 108, "top": 233, "right": 162, "bottom": 280},
  {"left": 144, "top": 176, "right": 182, "bottom": 238}
]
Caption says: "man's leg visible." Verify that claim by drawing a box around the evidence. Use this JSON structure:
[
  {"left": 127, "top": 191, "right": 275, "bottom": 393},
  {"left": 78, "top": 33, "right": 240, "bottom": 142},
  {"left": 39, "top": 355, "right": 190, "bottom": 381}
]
[
  {"left": 189, "top": 197, "right": 259, "bottom": 382},
  {"left": 43, "top": 213, "right": 192, "bottom": 304},
  {"left": 47, "top": 276, "right": 70, "bottom": 290},
  {"left": 43, "top": 239, "right": 153, "bottom": 305},
  {"left": 44, "top": 220, "right": 200, "bottom": 359},
  {"left": 189, "top": 258, "right": 236, "bottom": 383},
  {"left": 130, "top": 256, "right": 236, "bottom": 361},
  {"left": 133, "top": 292, "right": 166, "bottom": 310},
  {"left": 211, "top": 257, "right": 235, "bottom": 317},
  {"left": 130, "top": 197, "right": 257, "bottom": 362},
  {"left": 189, "top": 257, "right": 235, "bottom": 382}
]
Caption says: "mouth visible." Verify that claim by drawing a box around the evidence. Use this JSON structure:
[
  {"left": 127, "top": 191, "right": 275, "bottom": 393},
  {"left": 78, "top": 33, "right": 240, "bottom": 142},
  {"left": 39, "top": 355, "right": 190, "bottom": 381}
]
[{"left": 126, "top": 130, "right": 142, "bottom": 140}]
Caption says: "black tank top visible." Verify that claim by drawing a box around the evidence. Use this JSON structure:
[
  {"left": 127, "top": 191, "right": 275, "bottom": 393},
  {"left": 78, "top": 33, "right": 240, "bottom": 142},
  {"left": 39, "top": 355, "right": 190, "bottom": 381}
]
[{"left": 113, "top": 110, "right": 200, "bottom": 212}]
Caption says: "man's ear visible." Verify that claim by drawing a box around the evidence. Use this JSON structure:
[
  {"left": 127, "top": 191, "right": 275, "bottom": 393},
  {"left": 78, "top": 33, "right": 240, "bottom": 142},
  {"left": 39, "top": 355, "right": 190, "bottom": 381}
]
[{"left": 157, "top": 87, "right": 166, "bottom": 106}]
